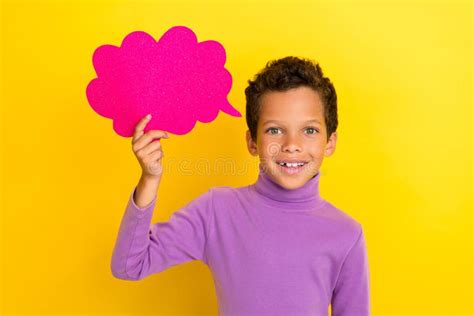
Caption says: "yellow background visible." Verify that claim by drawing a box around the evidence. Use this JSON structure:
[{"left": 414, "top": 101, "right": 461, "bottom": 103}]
[{"left": 1, "top": 0, "right": 472, "bottom": 315}]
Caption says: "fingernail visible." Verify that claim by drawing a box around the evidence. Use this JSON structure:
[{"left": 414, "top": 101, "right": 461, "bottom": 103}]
[{"left": 146, "top": 114, "right": 151, "bottom": 119}]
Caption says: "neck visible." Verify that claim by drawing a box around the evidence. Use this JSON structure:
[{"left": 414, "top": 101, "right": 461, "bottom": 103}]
[{"left": 250, "top": 164, "right": 325, "bottom": 211}]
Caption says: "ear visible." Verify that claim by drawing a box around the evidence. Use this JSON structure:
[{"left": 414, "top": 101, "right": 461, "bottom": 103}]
[
  {"left": 246, "top": 130, "right": 258, "bottom": 156},
  {"left": 324, "top": 131, "right": 338, "bottom": 157}
]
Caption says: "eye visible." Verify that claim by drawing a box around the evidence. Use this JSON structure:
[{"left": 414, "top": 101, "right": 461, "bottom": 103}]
[
  {"left": 266, "top": 127, "right": 281, "bottom": 135},
  {"left": 305, "top": 127, "right": 319, "bottom": 135}
]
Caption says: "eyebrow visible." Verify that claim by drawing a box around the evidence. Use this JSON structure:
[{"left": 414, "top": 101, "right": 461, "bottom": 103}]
[{"left": 263, "top": 119, "right": 322, "bottom": 126}]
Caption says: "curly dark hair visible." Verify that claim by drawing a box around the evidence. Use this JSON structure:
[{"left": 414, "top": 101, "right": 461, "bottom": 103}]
[{"left": 245, "top": 56, "right": 338, "bottom": 143}]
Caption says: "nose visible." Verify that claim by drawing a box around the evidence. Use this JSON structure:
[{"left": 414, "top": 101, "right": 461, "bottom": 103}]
[{"left": 281, "top": 133, "right": 302, "bottom": 153}]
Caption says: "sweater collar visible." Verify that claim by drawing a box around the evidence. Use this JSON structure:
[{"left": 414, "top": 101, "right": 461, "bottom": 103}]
[{"left": 250, "top": 164, "right": 325, "bottom": 211}]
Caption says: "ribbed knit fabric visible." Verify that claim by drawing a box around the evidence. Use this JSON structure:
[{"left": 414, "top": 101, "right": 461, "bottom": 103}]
[{"left": 111, "top": 164, "right": 370, "bottom": 315}]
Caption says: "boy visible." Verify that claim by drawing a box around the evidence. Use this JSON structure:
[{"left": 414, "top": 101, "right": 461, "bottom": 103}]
[{"left": 111, "top": 56, "right": 370, "bottom": 315}]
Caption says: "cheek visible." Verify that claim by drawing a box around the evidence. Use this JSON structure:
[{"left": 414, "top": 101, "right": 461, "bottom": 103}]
[
  {"left": 308, "top": 145, "right": 326, "bottom": 158},
  {"left": 259, "top": 140, "right": 282, "bottom": 157},
  {"left": 302, "top": 139, "right": 325, "bottom": 154}
]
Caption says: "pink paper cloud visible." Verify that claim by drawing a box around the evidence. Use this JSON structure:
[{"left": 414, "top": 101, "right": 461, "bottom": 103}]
[{"left": 86, "top": 26, "right": 241, "bottom": 138}]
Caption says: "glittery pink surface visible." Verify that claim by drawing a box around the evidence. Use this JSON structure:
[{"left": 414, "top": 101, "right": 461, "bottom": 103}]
[{"left": 86, "top": 26, "right": 241, "bottom": 137}]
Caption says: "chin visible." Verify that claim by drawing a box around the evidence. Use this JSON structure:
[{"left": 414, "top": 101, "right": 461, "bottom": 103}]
[
  {"left": 280, "top": 183, "right": 304, "bottom": 190},
  {"left": 274, "top": 175, "right": 307, "bottom": 190}
]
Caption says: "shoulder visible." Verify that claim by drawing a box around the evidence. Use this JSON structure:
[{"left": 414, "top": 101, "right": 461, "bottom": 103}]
[
  {"left": 323, "top": 200, "right": 362, "bottom": 225},
  {"left": 208, "top": 184, "right": 248, "bottom": 200},
  {"left": 187, "top": 184, "right": 243, "bottom": 201},
  {"left": 320, "top": 199, "right": 364, "bottom": 241},
  {"left": 185, "top": 184, "right": 247, "bottom": 207},
  {"left": 205, "top": 184, "right": 250, "bottom": 210}
]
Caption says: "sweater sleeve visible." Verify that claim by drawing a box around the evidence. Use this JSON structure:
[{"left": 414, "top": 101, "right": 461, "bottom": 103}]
[
  {"left": 331, "top": 225, "right": 371, "bottom": 316},
  {"left": 110, "top": 186, "right": 214, "bottom": 281}
]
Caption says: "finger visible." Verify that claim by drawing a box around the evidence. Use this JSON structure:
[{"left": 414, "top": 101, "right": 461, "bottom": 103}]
[
  {"left": 132, "top": 114, "right": 152, "bottom": 143},
  {"left": 132, "top": 130, "right": 144, "bottom": 145},
  {"left": 134, "top": 114, "right": 152, "bottom": 134},
  {"left": 148, "top": 149, "right": 164, "bottom": 162},
  {"left": 139, "top": 139, "right": 162, "bottom": 156},
  {"left": 133, "top": 130, "right": 169, "bottom": 151}
]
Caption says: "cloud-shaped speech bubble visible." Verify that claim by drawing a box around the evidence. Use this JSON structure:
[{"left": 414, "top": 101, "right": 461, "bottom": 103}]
[{"left": 86, "top": 26, "right": 241, "bottom": 138}]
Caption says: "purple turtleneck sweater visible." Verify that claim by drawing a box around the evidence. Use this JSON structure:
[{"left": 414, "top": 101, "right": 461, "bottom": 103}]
[{"left": 111, "top": 166, "right": 370, "bottom": 315}]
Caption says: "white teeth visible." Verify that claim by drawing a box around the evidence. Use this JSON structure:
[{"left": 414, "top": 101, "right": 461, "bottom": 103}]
[{"left": 279, "top": 162, "right": 305, "bottom": 167}]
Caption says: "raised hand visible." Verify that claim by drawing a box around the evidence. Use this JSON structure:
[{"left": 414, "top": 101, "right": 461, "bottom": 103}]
[{"left": 131, "top": 114, "right": 170, "bottom": 180}]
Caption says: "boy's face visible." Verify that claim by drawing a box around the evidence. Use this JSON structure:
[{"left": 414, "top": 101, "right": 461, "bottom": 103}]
[{"left": 246, "top": 86, "right": 337, "bottom": 190}]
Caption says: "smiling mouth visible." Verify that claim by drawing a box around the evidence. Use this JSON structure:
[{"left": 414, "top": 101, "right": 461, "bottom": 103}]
[
  {"left": 275, "top": 161, "right": 309, "bottom": 175},
  {"left": 276, "top": 161, "right": 308, "bottom": 167}
]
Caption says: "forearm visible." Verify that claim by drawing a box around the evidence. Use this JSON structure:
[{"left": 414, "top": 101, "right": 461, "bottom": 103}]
[
  {"left": 111, "top": 185, "right": 156, "bottom": 280},
  {"left": 134, "top": 174, "right": 161, "bottom": 208}
]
